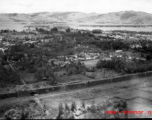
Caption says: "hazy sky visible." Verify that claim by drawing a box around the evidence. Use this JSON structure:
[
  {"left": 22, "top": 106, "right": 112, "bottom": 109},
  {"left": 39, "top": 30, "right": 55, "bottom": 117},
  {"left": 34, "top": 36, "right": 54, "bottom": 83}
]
[{"left": 0, "top": 0, "right": 152, "bottom": 14}]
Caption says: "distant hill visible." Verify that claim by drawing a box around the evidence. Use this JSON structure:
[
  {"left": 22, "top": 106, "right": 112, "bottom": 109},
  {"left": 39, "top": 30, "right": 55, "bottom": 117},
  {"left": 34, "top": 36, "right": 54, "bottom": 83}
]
[{"left": 0, "top": 11, "right": 152, "bottom": 24}]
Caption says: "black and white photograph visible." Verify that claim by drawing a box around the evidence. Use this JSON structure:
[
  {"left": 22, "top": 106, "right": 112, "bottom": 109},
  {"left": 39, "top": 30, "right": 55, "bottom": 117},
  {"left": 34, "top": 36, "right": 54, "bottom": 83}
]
[{"left": 0, "top": 0, "right": 152, "bottom": 119}]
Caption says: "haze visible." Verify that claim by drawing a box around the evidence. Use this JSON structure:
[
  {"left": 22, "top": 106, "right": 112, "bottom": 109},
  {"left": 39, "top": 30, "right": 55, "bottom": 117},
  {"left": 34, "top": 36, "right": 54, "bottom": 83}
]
[{"left": 0, "top": 0, "right": 152, "bottom": 14}]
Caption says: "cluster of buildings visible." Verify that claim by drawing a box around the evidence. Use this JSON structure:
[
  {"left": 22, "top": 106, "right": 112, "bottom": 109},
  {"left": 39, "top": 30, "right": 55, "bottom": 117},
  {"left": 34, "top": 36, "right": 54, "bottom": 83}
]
[
  {"left": 24, "top": 24, "right": 91, "bottom": 34},
  {"left": 101, "top": 50, "right": 146, "bottom": 61},
  {"left": 46, "top": 48, "right": 146, "bottom": 69},
  {"left": 47, "top": 52, "right": 101, "bottom": 68},
  {"left": 47, "top": 50, "right": 142, "bottom": 68}
]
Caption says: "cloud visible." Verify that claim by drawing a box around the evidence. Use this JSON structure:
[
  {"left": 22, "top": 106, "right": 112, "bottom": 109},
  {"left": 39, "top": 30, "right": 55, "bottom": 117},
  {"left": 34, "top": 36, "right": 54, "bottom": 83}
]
[
  {"left": 0, "top": 0, "right": 152, "bottom": 14},
  {"left": 17, "top": 3, "right": 33, "bottom": 7}
]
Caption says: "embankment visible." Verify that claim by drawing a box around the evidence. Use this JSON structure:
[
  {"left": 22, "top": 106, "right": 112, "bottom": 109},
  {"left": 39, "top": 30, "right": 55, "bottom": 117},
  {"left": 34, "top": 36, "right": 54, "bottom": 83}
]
[{"left": 0, "top": 71, "right": 152, "bottom": 99}]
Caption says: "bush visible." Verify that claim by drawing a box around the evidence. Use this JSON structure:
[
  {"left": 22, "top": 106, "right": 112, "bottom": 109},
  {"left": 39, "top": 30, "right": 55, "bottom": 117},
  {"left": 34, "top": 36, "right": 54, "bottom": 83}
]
[
  {"left": 34, "top": 66, "right": 57, "bottom": 85},
  {"left": 96, "top": 57, "right": 125, "bottom": 73},
  {"left": 66, "top": 61, "right": 86, "bottom": 75},
  {"left": 28, "top": 66, "right": 37, "bottom": 73}
]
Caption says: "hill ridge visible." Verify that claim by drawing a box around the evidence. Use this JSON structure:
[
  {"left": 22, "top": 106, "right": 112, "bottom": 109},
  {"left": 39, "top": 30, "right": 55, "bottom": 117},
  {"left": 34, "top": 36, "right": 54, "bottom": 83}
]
[{"left": 0, "top": 11, "right": 152, "bottom": 24}]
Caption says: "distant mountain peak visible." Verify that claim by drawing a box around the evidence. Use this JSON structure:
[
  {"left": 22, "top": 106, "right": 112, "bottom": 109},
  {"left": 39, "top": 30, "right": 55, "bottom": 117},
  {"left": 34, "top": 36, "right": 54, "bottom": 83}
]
[{"left": 0, "top": 11, "right": 152, "bottom": 24}]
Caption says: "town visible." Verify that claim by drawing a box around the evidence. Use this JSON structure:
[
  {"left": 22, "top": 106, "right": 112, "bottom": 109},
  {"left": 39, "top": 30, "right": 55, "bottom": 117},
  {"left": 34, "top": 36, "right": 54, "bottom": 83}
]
[
  {"left": 0, "top": 25, "right": 151, "bottom": 88},
  {"left": 1, "top": 24, "right": 152, "bottom": 91}
]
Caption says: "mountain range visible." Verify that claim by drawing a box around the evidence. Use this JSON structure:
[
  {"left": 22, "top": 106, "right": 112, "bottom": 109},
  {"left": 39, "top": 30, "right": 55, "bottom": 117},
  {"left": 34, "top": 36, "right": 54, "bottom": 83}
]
[{"left": 0, "top": 11, "right": 152, "bottom": 24}]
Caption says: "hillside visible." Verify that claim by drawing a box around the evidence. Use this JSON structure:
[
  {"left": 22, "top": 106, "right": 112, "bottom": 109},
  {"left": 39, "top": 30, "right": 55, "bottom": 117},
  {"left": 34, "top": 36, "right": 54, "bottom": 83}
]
[{"left": 0, "top": 11, "right": 152, "bottom": 24}]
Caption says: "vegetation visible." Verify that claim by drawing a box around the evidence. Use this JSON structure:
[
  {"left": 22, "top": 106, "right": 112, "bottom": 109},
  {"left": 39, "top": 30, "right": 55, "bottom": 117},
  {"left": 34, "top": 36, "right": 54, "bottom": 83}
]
[
  {"left": 2, "top": 99, "right": 127, "bottom": 119},
  {"left": 1, "top": 28, "right": 152, "bottom": 87},
  {"left": 97, "top": 57, "right": 152, "bottom": 74},
  {"left": 92, "top": 29, "right": 103, "bottom": 34},
  {"left": 65, "top": 61, "right": 86, "bottom": 75},
  {"left": 0, "top": 63, "right": 21, "bottom": 87}
]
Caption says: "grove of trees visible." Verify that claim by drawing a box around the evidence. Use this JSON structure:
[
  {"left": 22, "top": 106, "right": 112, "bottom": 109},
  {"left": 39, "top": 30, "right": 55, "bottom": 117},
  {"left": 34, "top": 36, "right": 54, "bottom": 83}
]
[{"left": 97, "top": 57, "right": 152, "bottom": 74}]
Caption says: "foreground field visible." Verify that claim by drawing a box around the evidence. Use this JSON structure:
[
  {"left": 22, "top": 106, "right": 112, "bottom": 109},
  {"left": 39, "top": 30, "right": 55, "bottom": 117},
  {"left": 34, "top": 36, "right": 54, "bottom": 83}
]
[
  {"left": 1, "top": 76, "right": 152, "bottom": 118},
  {"left": 38, "top": 76, "right": 152, "bottom": 118}
]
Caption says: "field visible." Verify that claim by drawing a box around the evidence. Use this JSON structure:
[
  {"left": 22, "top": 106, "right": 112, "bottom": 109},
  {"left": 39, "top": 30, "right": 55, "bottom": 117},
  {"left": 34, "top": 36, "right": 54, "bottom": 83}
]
[
  {"left": 55, "top": 69, "right": 93, "bottom": 83},
  {"left": 83, "top": 59, "right": 99, "bottom": 68}
]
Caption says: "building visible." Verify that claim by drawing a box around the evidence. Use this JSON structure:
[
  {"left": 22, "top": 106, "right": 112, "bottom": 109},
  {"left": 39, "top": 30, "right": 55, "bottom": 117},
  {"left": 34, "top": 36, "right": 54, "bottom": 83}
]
[
  {"left": 115, "top": 50, "right": 123, "bottom": 53},
  {"left": 102, "top": 57, "right": 112, "bottom": 61},
  {"left": 24, "top": 26, "right": 36, "bottom": 32}
]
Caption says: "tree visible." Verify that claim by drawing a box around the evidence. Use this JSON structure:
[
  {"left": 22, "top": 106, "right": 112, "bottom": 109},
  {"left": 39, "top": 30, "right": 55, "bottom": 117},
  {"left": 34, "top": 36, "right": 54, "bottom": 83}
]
[
  {"left": 0, "top": 63, "right": 21, "bottom": 87},
  {"left": 71, "top": 101, "right": 77, "bottom": 112},
  {"left": 51, "top": 27, "right": 58, "bottom": 32},
  {"left": 56, "top": 102, "right": 64, "bottom": 119},
  {"left": 92, "top": 29, "right": 102, "bottom": 34},
  {"left": 66, "top": 28, "right": 71, "bottom": 32},
  {"left": 20, "top": 110, "right": 28, "bottom": 120},
  {"left": 65, "top": 103, "right": 70, "bottom": 112},
  {"left": 81, "top": 101, "right": 85, "bottom": 109},
  {"left": 90, "top": 101, "right": 97, "bottom": 113}
]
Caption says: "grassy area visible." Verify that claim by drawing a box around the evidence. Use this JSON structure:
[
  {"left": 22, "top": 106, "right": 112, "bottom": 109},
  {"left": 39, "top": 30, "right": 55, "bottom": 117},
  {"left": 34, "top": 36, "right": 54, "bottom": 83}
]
[
  {"left": 86, "top": 69, "right": 120, "bottom": 79},
  {"left": 55, "top": 70, "right": 93, "bottom": 83},
  {"left": 20, "top": 72, "right": 36, "bottom": 84}
]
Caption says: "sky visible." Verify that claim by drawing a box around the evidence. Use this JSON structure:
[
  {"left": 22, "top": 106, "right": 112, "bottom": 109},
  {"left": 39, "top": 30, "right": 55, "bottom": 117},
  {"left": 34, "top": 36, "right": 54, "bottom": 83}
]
[{"left": 0, "top": 0, "right": 152, "bottom": 14}]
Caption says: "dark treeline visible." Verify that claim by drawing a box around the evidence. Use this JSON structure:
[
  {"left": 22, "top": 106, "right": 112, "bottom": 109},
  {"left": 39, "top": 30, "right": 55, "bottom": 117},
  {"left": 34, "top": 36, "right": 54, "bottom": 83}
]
[
  {"left": 90, "top": 39, "right": 130, "bottom": 51},
  {"left": 97, "top": 57, "right": 152, "bottom": 74},
  {"left": 112, "top": 30, "right": 152, "bottom": 35}
]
